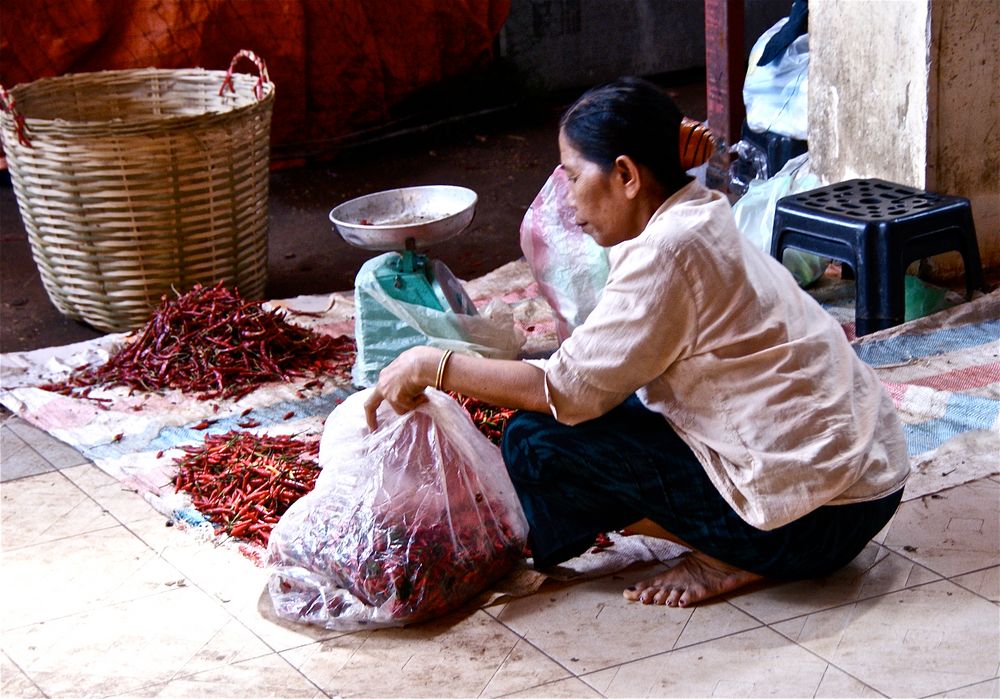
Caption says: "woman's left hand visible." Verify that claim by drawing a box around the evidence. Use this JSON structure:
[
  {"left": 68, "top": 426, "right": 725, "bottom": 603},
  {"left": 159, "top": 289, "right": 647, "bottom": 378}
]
[{"left": 364, "top": 345, "right": 441, "bottom": 431}]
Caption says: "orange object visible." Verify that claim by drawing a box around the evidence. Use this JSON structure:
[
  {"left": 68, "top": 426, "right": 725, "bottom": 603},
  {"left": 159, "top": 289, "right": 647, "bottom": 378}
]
[{"left": 680, "top": 116, "right": 717, "bottom": 171}]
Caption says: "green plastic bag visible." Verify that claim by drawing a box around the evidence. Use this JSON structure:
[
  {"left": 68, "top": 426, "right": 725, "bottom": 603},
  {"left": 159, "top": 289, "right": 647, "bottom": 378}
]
[{"left": 905, "top": 275, "right": 949, "bottom": 321}]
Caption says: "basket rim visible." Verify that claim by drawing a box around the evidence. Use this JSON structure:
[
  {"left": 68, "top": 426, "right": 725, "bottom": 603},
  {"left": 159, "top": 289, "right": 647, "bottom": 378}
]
[{"left": 3, "top": 66, "right": 275, "bottom": 131}]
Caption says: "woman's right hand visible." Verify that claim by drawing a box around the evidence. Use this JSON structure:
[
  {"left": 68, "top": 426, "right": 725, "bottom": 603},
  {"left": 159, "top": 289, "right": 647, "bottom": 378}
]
[
  {"left": 365, "top": 347, "right": 548, "bottom": 431},
  {"left": 364, "top": 345, "right": 441, "bottom": 431}
]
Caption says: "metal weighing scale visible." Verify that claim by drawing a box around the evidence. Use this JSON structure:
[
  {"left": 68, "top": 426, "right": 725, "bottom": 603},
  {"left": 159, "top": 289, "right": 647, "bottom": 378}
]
[{"left": 329, "top": 185, "right": 480, "bottom": 385}]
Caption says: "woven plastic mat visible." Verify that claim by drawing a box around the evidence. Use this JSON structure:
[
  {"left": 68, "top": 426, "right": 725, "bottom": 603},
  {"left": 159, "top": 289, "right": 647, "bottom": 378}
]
[{"left": 2, "top": 262, "right": 996, "bottom": 577}]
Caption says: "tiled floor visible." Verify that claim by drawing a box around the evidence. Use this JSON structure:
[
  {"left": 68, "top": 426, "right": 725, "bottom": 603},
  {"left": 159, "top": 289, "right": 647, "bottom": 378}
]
[{"left": 2, "top": 409, "right": 998, "bottom": 699}]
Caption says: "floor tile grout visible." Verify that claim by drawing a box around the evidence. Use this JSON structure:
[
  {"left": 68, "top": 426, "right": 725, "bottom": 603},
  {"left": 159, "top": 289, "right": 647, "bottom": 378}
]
[
  {"left": 944, "top": 565, "right": 1000, "bottom": 606},
  {"left": 0, "top": 425, "right": 56, "bottom": 481},
  {"left": 2, "top": 419, "right": 79, "bottom": 461},
  {"left": 1, "top": 584, "right": 186, "bottom": 635},
  {"left": 477, "top": 634, "right": 521, "bottom": 698},
  {"left": 484, "top": 614, "right": 580, "bottom": 680},
  {"left": 767, "top": 621, "right": 891, "bottom": 698},
  {"left": 922, "top": 676, "right": 1000, "bottom": 699},
  {"left": 749, "top": 575, "right": 951, "bottom": 628},
  {"left": 1, "top": 468, "right": 126, "bottom": 547},
  {"left": 874, "top": 536, "right": 1000, "bottom": 597},
  {"left": 1, "top": 648, "right": 49, "bottom": 699}
]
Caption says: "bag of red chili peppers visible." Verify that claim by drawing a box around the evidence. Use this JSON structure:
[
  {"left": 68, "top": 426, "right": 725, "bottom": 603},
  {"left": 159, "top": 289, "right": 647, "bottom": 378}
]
[{"left": 266, "top": 388, "right": 528, "bottom": 630}]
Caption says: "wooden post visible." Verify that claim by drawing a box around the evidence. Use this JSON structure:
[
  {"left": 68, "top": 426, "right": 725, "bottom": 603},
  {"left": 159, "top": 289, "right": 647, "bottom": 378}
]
[{"left": 704, "top": 0, "right": 746, "bottom": 147}]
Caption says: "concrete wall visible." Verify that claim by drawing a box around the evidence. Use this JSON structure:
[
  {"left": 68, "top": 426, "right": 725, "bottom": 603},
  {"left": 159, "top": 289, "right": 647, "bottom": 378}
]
[
  {"left": 810, "top": 0, "right": 1000, "bottom": 277},
  {"left": 498, "top": 0, "right": 790, "bottom": 92},
  {"left": 928, "top": 0, "right": 1000, "bottom": 275},
  {"left": 809, "top": 1, "right": 931, "bottom": 186}
]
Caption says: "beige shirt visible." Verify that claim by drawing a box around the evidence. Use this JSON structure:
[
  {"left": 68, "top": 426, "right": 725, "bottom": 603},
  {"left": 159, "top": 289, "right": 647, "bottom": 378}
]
[{"left": 542, "top": 180, "right": 910, "bottom": 530}]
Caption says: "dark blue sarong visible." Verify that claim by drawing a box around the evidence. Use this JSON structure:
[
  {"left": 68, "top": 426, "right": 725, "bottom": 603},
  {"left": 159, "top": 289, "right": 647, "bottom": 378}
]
[{"left": 500, "top": 395, "right": 903, "bottom": 578}]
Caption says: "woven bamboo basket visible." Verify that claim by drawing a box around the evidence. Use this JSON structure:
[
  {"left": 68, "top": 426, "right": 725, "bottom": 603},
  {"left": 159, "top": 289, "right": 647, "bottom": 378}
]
[{"left": 0, "top": 50, "right": 274, "bottom": 332}]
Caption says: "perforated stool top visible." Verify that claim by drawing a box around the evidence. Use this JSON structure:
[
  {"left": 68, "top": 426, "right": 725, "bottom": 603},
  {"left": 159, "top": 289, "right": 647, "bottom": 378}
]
[
  {"left": 772, "top": 177, "right": 984, "bottom": 336},
  {"left": 785, "top": 178, "right": 956, "bottom": 222}
]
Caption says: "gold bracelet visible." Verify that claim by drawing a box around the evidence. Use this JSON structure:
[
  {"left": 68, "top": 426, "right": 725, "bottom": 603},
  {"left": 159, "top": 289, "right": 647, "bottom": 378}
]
[{"left": 434, "top": 350, "right": 454, "bottom": 392}]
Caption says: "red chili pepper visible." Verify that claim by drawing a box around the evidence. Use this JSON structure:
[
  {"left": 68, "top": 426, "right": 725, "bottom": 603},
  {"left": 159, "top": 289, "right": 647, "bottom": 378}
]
[
  {"left": 171, "top": 431, "right": 321, "bottom": 547},
  {"left": 447, "top": 392, "right": 514, "bottom": 445},
  {"left": 39, "top": 283, "right": 356, "bottom": 402},
  {"left": 297, "top": 515, "right": 523, "bottom": 623}
]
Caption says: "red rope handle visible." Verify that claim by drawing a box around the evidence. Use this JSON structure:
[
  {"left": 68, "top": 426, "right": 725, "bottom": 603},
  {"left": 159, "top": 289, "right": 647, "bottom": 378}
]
[
  {"left": 0, "top": 84, "right": 32, "bottom": 147},
  {"left": 218, "top": 50, "right": 270, "bottom": 101}
]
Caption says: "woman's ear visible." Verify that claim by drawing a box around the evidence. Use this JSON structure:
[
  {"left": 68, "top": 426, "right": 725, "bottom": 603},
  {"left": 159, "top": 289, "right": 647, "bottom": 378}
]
[{"left": 613, "top": 155, "right": 643, "bottom": 199}]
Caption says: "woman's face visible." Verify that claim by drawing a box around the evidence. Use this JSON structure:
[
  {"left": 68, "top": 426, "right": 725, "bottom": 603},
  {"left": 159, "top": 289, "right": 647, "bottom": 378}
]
[{"left": 558, "top": 130, "right": 632, "bottom": 247}]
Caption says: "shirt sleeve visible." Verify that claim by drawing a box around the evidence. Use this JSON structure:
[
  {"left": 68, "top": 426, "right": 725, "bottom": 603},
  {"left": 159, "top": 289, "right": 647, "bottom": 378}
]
[{"left": 543, "top": 237, "right": 700, "bottom": 424}]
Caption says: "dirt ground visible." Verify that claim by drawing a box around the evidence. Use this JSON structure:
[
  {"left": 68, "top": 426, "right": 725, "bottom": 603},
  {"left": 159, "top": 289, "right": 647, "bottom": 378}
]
[{"left": 0, "top": 74, "right": 708, "bottom": 353}]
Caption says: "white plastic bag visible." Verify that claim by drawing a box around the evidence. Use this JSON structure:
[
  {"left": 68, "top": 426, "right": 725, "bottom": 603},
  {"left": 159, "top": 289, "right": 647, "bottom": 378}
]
[
  {"left": 520, "top": 166, "right": 609, "bottom": 343},
  {"left": 744, "top": 18, "right": 809, "bottom": 140},
  {"left": 732, "top": 153, "right": 828, "bottom": 286},
  {"left": 353, "top": 252, "right": 525, "bottom": 386},
  {"left": 266, "top": 388, "right": 529, "bottom": 630}
]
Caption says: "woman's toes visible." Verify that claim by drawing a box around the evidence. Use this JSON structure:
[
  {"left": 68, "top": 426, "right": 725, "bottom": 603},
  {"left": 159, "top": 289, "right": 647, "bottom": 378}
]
[
  {"left": 623, "top": 584, "right": 645, "bottom": 601},
  {"left": 677, "top": 582, "right": 704, "bottom": 607}
]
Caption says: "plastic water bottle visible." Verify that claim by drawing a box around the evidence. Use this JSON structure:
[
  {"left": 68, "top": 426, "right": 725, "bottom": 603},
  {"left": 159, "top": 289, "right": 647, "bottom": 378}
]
[{"left": 705, "top": 137, "right": 731, "bottom": 194}]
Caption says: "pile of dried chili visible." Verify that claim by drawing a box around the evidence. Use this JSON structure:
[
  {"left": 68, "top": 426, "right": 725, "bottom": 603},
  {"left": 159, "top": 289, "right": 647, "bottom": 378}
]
[
  {"left": 173, "top": 431, "right": 321, "bottom": 548},
  {"left": 449, "top": 393, "right": 515, "bottom": 445},
  {"left": 43, "top": 283, "right": 355, "bottom": 401}
]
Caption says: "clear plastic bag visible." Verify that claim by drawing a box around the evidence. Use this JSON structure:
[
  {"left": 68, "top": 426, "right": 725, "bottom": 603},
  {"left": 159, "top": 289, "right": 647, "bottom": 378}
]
[
  {"left": 728, "top": 138, "right": 769, "bottom": 196},
  {"left": 744, "top": 18, "right": 809, "bottom": 140},
  {"left": 520, "top": 166, "right": 609, "bottom": 343},
  {"left": 353, "top": 252, "right": 525, "bottom": 386},
  {"left": 731, "top": 153, "right": 829, "bottom": 287},
  {"left": 266, "top": 388, "right": 529, "bottom": 630}
]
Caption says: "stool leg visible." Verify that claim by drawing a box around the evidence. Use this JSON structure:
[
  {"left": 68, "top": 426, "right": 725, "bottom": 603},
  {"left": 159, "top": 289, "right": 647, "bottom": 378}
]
[
  {"left": 854, "top": 250, "right": 905, "bottom": 336},
  {"left": 769, "top": 226, "right": 785, "bottom": 261},
  {"left": 854, "top": 252, "right": 877, "bottom": 336},
  {"left": 957, "top": 214, "right": 986, "bottom": 296}
]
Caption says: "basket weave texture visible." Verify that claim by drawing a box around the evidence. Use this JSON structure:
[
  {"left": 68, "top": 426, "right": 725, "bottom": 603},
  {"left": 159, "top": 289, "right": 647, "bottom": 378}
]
[{"left": 0, "top": 62, "right": 274, "bottom": 332}]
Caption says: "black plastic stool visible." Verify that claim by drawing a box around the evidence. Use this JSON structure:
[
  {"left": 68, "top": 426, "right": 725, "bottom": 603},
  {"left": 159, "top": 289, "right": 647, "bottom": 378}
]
[
  {"left": 741, "top": 121, "right": 808, "bottom": 177},
  {"left": 771, "top": 178, "right": 985, "bottom": 336}
]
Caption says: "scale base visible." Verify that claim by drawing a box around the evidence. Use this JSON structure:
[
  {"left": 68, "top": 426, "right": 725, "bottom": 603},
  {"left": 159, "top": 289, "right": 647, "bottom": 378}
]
[
  {"left": 373, "top": 249, "right": 478, "bottom": 316},
  {"left": 352, "top": 250, "right": 480, "bottom": 387}
]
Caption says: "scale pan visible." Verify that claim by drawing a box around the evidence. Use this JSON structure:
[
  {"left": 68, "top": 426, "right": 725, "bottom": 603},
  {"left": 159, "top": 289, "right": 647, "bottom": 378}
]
[{"left": 329, "top": 185, "right": 478, "bottom": 251}]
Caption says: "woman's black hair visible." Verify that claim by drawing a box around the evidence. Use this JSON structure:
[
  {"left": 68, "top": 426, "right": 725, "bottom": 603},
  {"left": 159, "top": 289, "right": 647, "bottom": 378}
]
[{"left": 560, "top": 76, "right": 687, "bottom": 190}]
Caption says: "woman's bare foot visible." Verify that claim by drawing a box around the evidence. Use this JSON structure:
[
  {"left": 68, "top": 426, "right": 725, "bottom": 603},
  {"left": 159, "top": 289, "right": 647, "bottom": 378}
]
[{"left": 623, "top": 552, "right": 764, "bottom": 607}]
